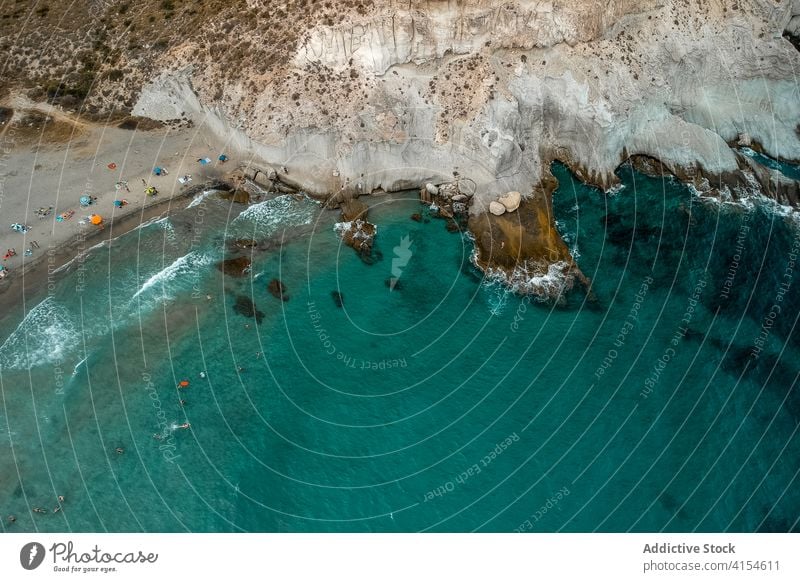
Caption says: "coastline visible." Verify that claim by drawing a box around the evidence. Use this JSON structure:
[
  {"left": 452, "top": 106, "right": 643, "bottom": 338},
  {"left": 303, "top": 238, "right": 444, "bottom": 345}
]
[{"left": 0, "top": 181, "right": 225, "bottom": 317}]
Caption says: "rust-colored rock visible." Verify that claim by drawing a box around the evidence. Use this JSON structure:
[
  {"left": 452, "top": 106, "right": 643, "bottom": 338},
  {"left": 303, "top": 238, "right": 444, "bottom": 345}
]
[{"left": 468, "top": 171, "right": 591, "bottom": 301}]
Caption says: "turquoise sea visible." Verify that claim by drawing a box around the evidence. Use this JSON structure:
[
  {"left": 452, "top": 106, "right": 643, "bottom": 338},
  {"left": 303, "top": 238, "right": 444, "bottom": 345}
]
[{"left": 1, "top": 162, "right": 798, "bottom": 532}]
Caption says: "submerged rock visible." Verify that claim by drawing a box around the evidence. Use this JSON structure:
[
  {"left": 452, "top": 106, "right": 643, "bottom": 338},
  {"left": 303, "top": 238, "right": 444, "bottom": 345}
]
[
  {"left": 217, "top": 256, "right": 251, "bottom": 277},
  {"left": 268, "top": 278, "right": 289, "bottom": 301},
  {"left": 218, "top": 189, "right": 251, "bottom": 204},
  {"left": 410, "top": 213, "right": 422, "bottom": 222},
  {"left": 233, "top": 295, "right": 264, "bottom": 324},
  {"left": 331, "top": 291, "right": 344, "bottom": 307}
]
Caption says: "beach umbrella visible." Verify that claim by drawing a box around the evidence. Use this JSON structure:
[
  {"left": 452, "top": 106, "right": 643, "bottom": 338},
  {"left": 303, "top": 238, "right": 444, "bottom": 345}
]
[
  {"left": 178, "top": 380, "right": 190, "bottom": 388},
  {"left": 114, "top": 200, "right": 123, "bottom": 208},
  {"left": 90, "top": 214, "right": 103, "bottom": 225},
  {"left": 80, "top": 195, "right": 92, "bottom": 206}
]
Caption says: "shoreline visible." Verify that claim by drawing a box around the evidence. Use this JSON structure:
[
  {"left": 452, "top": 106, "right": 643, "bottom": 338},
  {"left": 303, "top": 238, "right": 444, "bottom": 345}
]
[{"left": 0, "top": 184, "right": 214, "bottom": 316}]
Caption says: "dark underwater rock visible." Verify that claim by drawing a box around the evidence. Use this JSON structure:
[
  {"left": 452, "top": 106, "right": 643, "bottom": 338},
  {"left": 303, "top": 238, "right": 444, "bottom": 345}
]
[
  {"left": 268, "top": 278, "right": 289, "bottom": 301},
  {"left": 233, "top": 295, "right": 264, "bottom": 324},
  {"left": 217, "top": 256, "right": 251, "bottom": 277}
]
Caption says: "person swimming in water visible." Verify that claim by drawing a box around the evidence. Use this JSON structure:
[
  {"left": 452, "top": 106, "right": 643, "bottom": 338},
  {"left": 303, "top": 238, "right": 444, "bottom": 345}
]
[
  {"left": 115, "top": 447, "right": 124, "bottom": 454},
  {"left": 57, "top": 495, "right": 64, "bottom": 503},
  {"left": 199, "top": 371, "right": 206, "bottom": 379}
]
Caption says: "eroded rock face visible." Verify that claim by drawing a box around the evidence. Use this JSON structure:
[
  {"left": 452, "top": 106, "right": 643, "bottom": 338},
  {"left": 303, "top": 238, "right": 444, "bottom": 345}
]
[
  {"left": 15, "top": 1, "right": 797, "bottom": 296},
  {"left": 126, "top": 0, "right": 800, "bottom": 212}
]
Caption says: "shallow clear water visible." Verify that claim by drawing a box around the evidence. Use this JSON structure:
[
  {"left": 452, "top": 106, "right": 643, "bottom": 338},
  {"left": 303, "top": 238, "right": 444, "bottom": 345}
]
[{"left": 1, "top": 165, "right": 798, "bottom": 532}]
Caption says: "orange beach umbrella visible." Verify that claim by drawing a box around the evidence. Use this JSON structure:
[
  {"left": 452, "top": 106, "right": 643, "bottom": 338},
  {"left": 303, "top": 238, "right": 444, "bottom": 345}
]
[{"left": 90, "top": 214, "right": 103, "bottom": 225}]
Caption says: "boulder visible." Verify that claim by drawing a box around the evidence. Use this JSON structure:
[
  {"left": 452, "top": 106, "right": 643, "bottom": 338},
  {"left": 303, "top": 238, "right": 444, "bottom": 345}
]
[
  {"left": 451, "top": 194, "right": 468, "bottom": 202},
  {"left": 499, "top": 191, "right": 521, "bottom": 212},
  {"left": 425, "top": 182, "right": 439, "bottom": 195},
  {"left": 489, "top": 201, "right": 506, "bottom": 216}
]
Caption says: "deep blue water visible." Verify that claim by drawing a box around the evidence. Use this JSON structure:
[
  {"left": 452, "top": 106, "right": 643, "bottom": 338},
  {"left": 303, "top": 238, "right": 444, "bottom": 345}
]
[{"left": 1, "top": 164, "right": 798, "bottom": 532}]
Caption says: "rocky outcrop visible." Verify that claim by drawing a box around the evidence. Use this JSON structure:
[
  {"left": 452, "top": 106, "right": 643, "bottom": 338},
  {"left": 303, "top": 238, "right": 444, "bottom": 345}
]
[
  {"left": 335, "top": 219, "right": 377, "bottom": 261},
  {"left": 469, "top": 169, "right": 591, "bottom": 301}
]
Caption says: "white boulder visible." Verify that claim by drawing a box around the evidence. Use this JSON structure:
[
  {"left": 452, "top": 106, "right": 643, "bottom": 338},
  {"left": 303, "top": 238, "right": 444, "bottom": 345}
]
[
  {"left": 498, "top": 191, "right": 521, "bottom": 212},
  {"left": 489, "top": 201, "right": 506, "bottom": 216}
]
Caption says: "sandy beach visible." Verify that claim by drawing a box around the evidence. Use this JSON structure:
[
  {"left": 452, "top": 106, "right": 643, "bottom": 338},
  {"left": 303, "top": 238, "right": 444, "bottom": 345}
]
[{"left": 0, "top": 94, "right": 235, "bottom": 292}]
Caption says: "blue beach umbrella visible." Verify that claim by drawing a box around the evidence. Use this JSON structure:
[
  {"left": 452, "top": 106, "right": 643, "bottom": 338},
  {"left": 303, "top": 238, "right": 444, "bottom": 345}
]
[{"left": 80, "top": 195, "right": 92, "bottom": 206}]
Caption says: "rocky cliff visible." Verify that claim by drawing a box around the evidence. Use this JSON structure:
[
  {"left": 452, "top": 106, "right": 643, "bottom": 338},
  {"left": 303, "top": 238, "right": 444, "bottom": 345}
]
[{"left": 3, "top": 0, "right": 800, "bottom": 296}]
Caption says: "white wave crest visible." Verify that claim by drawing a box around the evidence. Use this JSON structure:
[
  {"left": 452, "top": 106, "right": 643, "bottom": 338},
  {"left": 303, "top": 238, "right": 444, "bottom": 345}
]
[
  {"left": 232, "top": 195, "right": 316, "bottom": 235},
  {"left": 0, "top": 297, "right": 80, "bottom": 370},
  {"left": 187, "top": 189, "right": 216, "bottom": 209},
  {"left": 131, "top": 251, "right": 214, "bottom": 301}
]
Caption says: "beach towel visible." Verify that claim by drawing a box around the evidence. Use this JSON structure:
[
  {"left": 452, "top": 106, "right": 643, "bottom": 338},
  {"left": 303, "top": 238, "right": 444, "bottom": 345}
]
[{"left": 198, "top": 157, "right": 211, "bottom": 165}]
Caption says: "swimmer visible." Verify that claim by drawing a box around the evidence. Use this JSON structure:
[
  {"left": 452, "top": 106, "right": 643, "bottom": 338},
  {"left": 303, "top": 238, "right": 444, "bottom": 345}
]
[
  {"left": 237, "top": 366, "right": 244, "bottom": 372},
  {"left": 153, "top": 433, "right": 163, "bottom": 441},
  {"left": 32, "top": 507, "right": 46, "bottom": 514},
  {"left": 57, "top": 495, "right": 64, "bottom": 503},
  {"left": 179, "top": 422, "right": 191, "bottom": 429},
  {"left": 205, "top": 294, "right": 212, "bottom": 301},
  {"left": 53, "top": 506, "right": 61, "bottom": 514},
  {"left": 199, "top": 371, "right": 206, "bottom": 379},
  {"left": 255, "top": 352, "right": 262, "bottom": 358},
  {"left": 244, "top": 323, "right": 250, "bottom": 329},
  {"left": 115, "top": 447, "right": 124, "bottom": 454},
  {"left": 8, "top": 515, "right": 16, "bottom": 523},
  {"left": 179, "top": 399, "right": 187, "bottom": 406}
]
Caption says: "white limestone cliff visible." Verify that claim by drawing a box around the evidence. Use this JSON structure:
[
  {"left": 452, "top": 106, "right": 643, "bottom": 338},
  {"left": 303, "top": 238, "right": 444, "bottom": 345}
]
[{"left": 132, "top": 0, "right": 800, "bottom": 211}]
